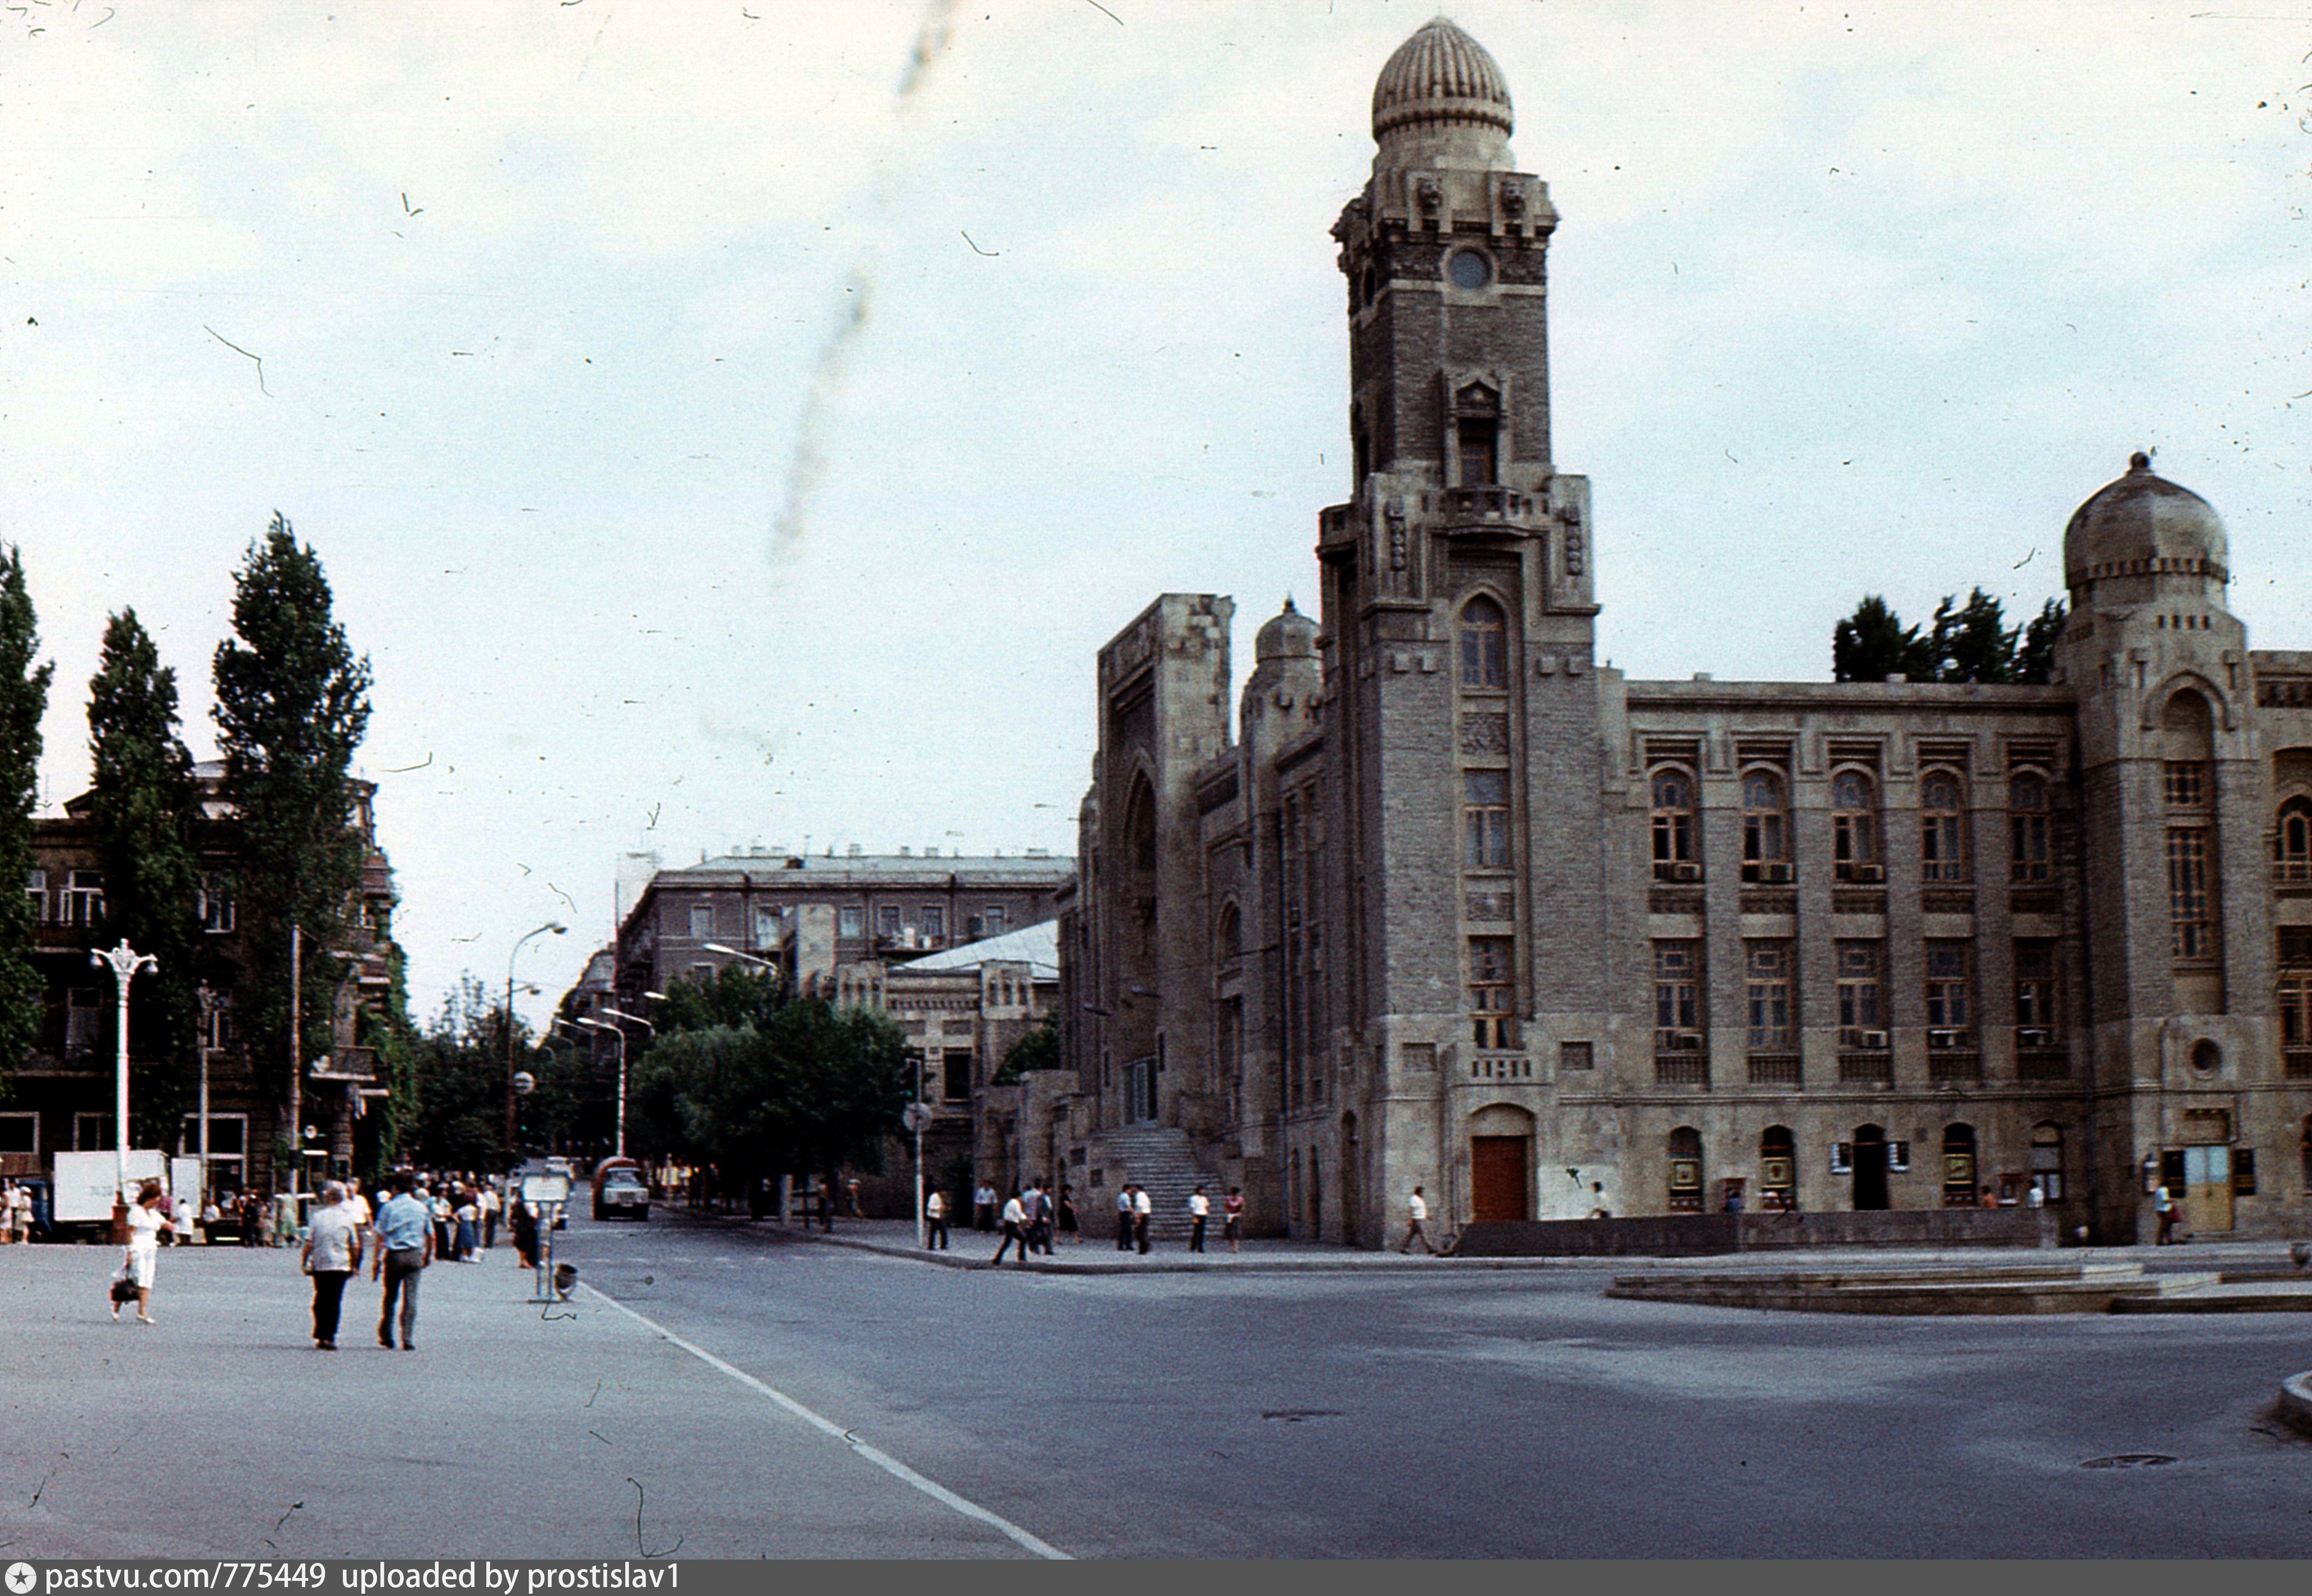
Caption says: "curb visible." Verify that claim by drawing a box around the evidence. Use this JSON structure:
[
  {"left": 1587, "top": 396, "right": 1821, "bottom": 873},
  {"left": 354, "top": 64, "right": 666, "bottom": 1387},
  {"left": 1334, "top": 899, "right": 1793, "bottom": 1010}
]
[{"left": 2280, "top": 1372, "right": 2312, "bottom": 1437}]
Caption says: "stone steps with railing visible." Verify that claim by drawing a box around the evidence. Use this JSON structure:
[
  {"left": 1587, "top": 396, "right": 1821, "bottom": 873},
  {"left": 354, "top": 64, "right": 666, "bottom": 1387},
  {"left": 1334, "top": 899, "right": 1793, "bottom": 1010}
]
[{"left": 1087, "top": 1127, "right": 1216, "bottom": 1241}]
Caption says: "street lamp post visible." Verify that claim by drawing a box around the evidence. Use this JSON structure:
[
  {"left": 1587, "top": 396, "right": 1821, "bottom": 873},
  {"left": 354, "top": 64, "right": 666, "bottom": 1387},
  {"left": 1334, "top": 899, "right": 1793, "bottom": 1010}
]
[
  {"left": 505, "top": 922, "right": 566, "bottom": 1158},
  {"left": 592, "top": 1008, "right": 655, "bottom": 1160},
  {"left": 90, "top": 941, "right": 158, "bottom": 1206}
]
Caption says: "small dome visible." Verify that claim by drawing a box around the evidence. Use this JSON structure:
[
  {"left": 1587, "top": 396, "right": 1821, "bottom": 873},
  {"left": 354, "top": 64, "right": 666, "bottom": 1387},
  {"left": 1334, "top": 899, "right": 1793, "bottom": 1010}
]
[
  {"left": 2063, "top": 452, "right": 2229, "bottom": 590},
  {"left": 1255, "top": 597, "right": 1318, "bottom": 661},
  {"left": 1372, "top": 17, "right": 1513, "bottom": 143}
]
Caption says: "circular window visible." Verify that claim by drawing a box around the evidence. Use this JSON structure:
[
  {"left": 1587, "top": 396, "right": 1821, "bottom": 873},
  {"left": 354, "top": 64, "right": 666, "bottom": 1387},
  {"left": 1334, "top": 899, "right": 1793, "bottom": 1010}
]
[
  {"left": 1446, "top": 249, "right": 1494, "bottom": 290},
  {"left": 2190, "top": 1040, "right": 2222, "bottom": 1077}
]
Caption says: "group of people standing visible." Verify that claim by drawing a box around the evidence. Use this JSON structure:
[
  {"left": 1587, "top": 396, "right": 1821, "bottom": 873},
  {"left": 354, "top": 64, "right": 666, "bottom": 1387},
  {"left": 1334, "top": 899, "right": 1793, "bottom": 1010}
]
[{"left": 0, "top": 1180, "right": 34, "bottom": 1243}]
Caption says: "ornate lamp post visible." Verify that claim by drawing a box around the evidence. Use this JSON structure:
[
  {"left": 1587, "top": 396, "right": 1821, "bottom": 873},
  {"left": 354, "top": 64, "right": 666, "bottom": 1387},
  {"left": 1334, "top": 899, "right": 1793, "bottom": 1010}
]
[{"left": 90, "top": 940, "right": 158, "bottom": 1208}]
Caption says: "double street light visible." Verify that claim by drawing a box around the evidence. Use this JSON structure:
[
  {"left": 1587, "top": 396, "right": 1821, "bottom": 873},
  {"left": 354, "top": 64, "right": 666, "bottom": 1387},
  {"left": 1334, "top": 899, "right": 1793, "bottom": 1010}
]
[
  {"left": 504, "top": 922, "right": 566, "bottom": 1157},
  {"left": 577, "top": 1007, "right": 653, "bottom": 1159}
]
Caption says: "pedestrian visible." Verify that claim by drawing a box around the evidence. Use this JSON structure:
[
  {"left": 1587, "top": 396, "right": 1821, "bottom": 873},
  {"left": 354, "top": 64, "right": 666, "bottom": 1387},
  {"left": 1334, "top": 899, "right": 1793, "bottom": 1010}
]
[
  {"left": 1186, "top": 1185, "right": 1210, "bottom": 1253},
  {"left": 1058, "top": 1183, "right": 1079, "bottom": 1244},
  {"left": 7, "top": 1180, "right": 29, "bottom": 1243},
  {"left": 1133, "top": 1182, "right": 1153, "bottom": 1255},
  {"left": 343, "top": 1176, "right": 373, "bottom": 1237},
  {"left": 2026, "top": 1180, "right": 2046, "bottom": 1209},
  {"left": 1398, "top": 1185, "right": 1436, "bottom": 1255},
  {"left": 1030, "top": 1181, "right": 1055, "bottom": 1255},
  {"left": 992, "top": 1190, "right": 1029, "bottom": 1266},
  {"left": 1722, "top": 1186, "right": 1744, "bottom": 1215},
  {"left": 924, "top": 1186, "right": 950, "bottom": 1250},
  {"left": 479, "top": 1181, "right": 499, "bottom": 1250},
  {"left": 0, "top": 1180, "right": 15, "bottom": 1244},
  {"left": 2153, "top": 1181, "right": 2178, "bottom": 1244},
  {"left": 510, "top": 1195, "right": 539, "bottom": 1270},
  {"left": 429, "top": 1185, "right": 454, "bottom": 1259},
  {"left": 1979, "top": 1183, "right": 1999, "bottom": 1211},
  {"left": 1115, "top": 1184, "right": 1136, "bottom": 1251},
  {"left": 1587, "top": 1181, "right": 1612, "bottom": 1220},
  {"left": 371, "top": 1170, "right": 434, "bottom": 1351},
  {"left": 453, "top": 1188, "right": 479, "bottom": 1262},
  {"left": 111, "top": 1179, "right": 167, "bottom": 1323},
  {"left": 846, "top": 1176, "right": 863, "bottom": 1218},
  {"left": 300, "top": 1181, "right": 363, "bottom": 1350},
  {"left": 975, "top": 1181, "right": 996, "bottom": 1232},
  {"left": 1224, "top": 1186, "right": 1245, "bottom": 1253}
]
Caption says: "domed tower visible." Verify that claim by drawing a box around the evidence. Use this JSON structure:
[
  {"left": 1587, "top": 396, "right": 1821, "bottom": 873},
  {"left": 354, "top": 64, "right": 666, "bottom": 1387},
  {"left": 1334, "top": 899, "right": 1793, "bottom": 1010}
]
[
  {"left": 1315, "top": 20, "right": 1611, "bottom": 1238},
  {"left": 2054, "top": 453, "right": 2273, "bottom": 1238}
]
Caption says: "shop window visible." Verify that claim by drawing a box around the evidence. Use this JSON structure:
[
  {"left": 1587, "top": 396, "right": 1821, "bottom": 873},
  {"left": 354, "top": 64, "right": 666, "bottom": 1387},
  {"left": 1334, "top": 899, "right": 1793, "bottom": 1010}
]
[
  {"left": 1759, "top": 1125, "right": 1797, "bottom": 1211},
  {"left": 1942, "top": 1123, "right": 1979, "bottom": 1207},
  {"left": 1668, "top": 1126, "right": 1704, "bottom": 1213},
  {"left": 2029, "top": 1123, "right": 2064, "bottom": 1203}
]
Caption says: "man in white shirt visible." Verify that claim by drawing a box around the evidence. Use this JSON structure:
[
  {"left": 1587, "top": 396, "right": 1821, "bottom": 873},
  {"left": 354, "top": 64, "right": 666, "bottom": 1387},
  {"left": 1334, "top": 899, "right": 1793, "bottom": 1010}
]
[
  {"left": 300, "top": 1181, "right": 364, "bottom": 1350},
  {"left": 1187, "top": 1185, "right": 1210, "bottom": 1253},
  {"left": 992, "top": 1190, "right": 1029, "bottom": 1267},
  {"left": 1115, "top": 1185, "right": 1135, "bottom": 1251},
  {"left": 1398, "top": 1185, "right": 1437, "bottom": 1254},
  {"left": 1132, "top": 1184, "right": 1153, "bottom": 1255}
]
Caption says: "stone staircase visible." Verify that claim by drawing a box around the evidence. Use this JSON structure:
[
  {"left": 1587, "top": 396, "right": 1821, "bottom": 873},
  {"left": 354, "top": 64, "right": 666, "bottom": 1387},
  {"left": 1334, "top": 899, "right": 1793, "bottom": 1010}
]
[
  {"left": 1089, "top": 1126, "right": 1214, "bottom": 1243},
  {"left": 1603, "top": 1261, "right": 2256, "bottom": 1315}
]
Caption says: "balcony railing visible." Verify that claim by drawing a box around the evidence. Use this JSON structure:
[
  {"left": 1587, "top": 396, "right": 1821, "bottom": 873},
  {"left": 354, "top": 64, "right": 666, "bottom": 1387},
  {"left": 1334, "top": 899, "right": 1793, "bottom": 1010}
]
[
  {"left": 1654, "top": 1055, "right": 1709, "bottom": 1087},
  {"left": 1469, "top": 1055, "right": 1533, "bottom": 1081},
  {"left": 1837, "top": 1053, "right": 1893, "bottom": 1085},
  {"left": 1928, "top": 1051, "right": 1984, "bottom": 1083},
  {"left": 2017, "top": 1048, "right": 2072, "bottom": 1081},
  {"left": 1746, "top": 1054, "right": 1802, "bottom": 1086}
]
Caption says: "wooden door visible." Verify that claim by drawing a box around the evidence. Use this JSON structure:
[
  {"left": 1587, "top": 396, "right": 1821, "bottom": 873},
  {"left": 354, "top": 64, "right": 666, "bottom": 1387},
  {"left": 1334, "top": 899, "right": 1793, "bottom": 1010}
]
[{"left": 1470, "top": 1136, "right": 1530, "bottom": 1223}]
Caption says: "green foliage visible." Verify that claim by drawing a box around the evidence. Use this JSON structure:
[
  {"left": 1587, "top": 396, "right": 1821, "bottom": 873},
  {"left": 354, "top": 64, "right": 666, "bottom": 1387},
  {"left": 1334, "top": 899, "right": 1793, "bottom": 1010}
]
[
  {"left": 1832, "top": 589, "right": 2066, "bottom": 686},
  {"left": 633, "top": 997, "right": 911, "bottom": 1188},
  {"left": 654, "top": 962, "right": 782, "bottom": 1033},
  {"left": 212, "top": 515, "right": 373, "bottom": 1108},
  {"left": 85, "top": 609, "right": 206, "bottom": 1144},
  {"left": 993, "top": 1012, "right": 1059, "bottom": 1085},
  {"left": 402, "top": 975, "right": 520, "bottom": 1172},
  {"left": 0, "top": 545, "right": 51, "bottom": 1083},
  {"left": 354, "top": 944, "right": 421, "bottom": 1179}
]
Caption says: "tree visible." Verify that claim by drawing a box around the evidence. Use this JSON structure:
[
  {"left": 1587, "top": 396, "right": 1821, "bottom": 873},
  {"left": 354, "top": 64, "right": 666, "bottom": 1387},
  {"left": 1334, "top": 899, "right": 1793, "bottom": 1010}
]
[
  {"left": 212, "top": 515, "right": 374, "bottom": 1115},
  {"left": 1832, "top": 588, "right": 2066, "bottom": 686},
  {"left": 0, "top": 545, "right": 53, "bottom": 1083},
  {"left": 85, "top": 610, "right": 207, "bottom": 1145},
  {"left": 993, "top": 1012, "right": 1059, "bottom": 1085},
  {"left": 1831, "top": 595, "right": 1930, "bottom": 683},
  {"left": 403, "top": 975, "right": 520, "bottom": 1172}
]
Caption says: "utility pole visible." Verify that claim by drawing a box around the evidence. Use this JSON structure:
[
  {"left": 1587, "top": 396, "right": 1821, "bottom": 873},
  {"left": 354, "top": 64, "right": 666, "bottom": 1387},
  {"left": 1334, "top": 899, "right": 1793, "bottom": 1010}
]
[{"left": 288, "top": 923, "right": 302, "bottom": 1195}]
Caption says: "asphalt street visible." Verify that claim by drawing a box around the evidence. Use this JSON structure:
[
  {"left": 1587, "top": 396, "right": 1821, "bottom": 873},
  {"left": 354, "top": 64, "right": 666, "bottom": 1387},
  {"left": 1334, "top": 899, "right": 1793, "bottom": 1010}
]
[{"left": 569, "top": 1209, "right": 2312, "bottom": 1557}]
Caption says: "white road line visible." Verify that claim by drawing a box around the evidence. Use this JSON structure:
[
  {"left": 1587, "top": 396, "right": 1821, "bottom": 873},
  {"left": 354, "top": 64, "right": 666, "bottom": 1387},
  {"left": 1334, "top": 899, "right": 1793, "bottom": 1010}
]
[{"left": 578, "top": 1282, "right": 1071, "bottom": 1560}]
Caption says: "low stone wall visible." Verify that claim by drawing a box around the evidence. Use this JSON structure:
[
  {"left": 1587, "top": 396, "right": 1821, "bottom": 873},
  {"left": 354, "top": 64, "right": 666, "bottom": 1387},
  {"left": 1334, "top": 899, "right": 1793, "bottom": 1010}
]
[{"left": 1450, "top": 1209, "right": 2057, "bottom": 1257}]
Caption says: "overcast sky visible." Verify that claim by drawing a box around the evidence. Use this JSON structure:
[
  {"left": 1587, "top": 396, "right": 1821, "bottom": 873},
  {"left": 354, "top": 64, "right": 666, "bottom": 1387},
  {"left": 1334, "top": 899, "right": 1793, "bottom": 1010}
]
[{"left": 4, "top": 1, "right": 2308, "bottom": 1030}]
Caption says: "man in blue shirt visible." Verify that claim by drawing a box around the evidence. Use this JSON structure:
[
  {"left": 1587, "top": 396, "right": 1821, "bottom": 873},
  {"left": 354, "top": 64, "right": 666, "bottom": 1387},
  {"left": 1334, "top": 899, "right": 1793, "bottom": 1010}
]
[{"left": 370, "top": 1169, "right": 434, "bottom": 1350}]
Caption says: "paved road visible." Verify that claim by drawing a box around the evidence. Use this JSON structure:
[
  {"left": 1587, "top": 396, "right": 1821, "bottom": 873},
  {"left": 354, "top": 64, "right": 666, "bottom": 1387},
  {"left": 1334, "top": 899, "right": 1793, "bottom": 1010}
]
[{"left": 569, "top": 1210, "right": 2312, "bottom": 1557}]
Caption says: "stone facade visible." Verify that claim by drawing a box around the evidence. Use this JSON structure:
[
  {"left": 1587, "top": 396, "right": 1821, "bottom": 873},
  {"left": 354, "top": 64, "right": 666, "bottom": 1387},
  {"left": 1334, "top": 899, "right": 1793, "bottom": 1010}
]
[{"left": 1058, "top": 17, "right": 2312, "bottom": 1246}]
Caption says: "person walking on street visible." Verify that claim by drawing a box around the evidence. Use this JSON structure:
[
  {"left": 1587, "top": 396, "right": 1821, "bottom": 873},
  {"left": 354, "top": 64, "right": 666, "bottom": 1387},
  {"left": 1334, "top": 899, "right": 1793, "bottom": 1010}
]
[
  {"left": 924, "top": 1187, "right": 950, "bottom": 1250},
  {"left": 1224, "top": 1186, "right": 1245, "bottom": 1253},
  {"left": 115, "top": 1179, "right": 168, "bottom": 1323},
  {"left": 1187, "top": 1185, "right": 1210, "bottom": 1253},
  {"left": 1398, "top": 1185, "right": 1436, "bottom": 1255},
  {"left": 300, "top": 1181, "right": 363, "bottom": 1349},
  {"left": 2153, "top": 1182, "right": 2179, "bottom": 1244},
  {"left": 1058, "top": 1183, "right": 1079, "bottom": 1244},
  {"left": 1115, "top": 1184, "right": 1135, "bottom": 1250},
  {"left": 992, "top": 1190, "right": 1029, "bottom": 1266},
  {"left": 372, "top": 1170, "right": 434, "bottom": 1350},
  {"left": 1133, "top": 1183, "right": 1153, "bottom": 1255},
  {"left": 974, "top": 1182, "right": 995, "bottom": 1233}
]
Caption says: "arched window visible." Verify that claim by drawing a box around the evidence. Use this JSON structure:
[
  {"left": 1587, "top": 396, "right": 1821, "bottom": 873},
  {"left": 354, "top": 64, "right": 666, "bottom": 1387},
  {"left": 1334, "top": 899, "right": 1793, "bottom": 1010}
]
[
  {"left": 1217, "top": 902, "right": 1242, "bottom": 962},
  {"left": 1920, "top": 771, "right": 1967, "bottom": 882},
  {"left": 1650, "top": 768, "right": 1697, "bottom": 881},
  {"left": 2011, "top": 772, "right": 2052, "bottom": 883},
  {"left": 2030, "top": 1123, "right": 2064, "bottom": 1203},
  {"left": 2276, "top": 795, "right": 2312, "bottom": 884},
  {"left": 1667, "top": 1126, "right": 1704, "bottom": 1213},
  {"left": 1760, "top": 1125, "right": 1797, "bottom": 1211},
  {"left": 1941, "top": 1123, "right": 1979, "bottom": 1207},
  {"left": 1459, "top": 596, "right": 1506, "bottom": 690},
  {"left": 1832, "top": 770, "right": 1879, "bottom": 882},
  {"left": 1741, "top": 770, "right": 1790, "bottom": 883}
]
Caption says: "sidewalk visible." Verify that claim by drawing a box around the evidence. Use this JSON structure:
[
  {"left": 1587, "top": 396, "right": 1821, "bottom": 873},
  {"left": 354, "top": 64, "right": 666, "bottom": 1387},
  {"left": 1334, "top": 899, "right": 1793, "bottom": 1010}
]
[
  {"left": 0, "top": 1240, "right": 1040, "bottom": 1558},
  {"left": 715, "top": 1211, "right": 2312, "bottom": 1278}
]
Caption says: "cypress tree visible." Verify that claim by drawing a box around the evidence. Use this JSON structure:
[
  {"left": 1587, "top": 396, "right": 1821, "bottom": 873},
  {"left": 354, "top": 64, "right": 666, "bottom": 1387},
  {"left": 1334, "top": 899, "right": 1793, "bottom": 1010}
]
[
  {"left": 0, "top": 544, "right": 53, "bottom": 1083},
  {"left": 211, "top": 515, "right": 373, "bottom": 1125},
  {"left": 86, "top": 609, "right": 206, "bottom": 1144}
]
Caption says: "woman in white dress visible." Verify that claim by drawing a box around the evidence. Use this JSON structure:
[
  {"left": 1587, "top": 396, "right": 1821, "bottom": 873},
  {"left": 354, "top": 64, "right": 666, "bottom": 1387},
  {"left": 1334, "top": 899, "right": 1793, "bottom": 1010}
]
[{"left": 114, "top": 1179, "right": 166, "bottom": 1324}]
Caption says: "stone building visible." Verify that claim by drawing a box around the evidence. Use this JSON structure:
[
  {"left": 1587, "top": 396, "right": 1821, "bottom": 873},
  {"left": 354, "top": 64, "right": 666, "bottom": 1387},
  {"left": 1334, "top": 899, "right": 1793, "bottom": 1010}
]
[
  {"left": 6, "top": 763, "right": 398, "bottom": 1194},
  {"left": 1058, "top": 17, "right": 2312, "bottom": 1245}
]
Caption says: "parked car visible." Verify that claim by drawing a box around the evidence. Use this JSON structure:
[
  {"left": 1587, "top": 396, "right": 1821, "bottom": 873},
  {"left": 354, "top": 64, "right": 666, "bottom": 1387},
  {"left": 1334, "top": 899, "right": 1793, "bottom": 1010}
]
[{"left": 593, "top": 1159, "right": 649, "bottom": 1222}]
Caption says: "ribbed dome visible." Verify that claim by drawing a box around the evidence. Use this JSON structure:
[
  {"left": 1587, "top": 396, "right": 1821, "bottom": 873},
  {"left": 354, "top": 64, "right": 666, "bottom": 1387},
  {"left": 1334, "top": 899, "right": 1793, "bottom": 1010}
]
[
  {"left": 1255, "top": 598, "right": 1318, "bottom": 661},
  {"left": 1372, "top": 17, "right": 1513, "bottom": 142},
  {"left": 2063, "top": 452, "right": 2229, "bottom": 590}
]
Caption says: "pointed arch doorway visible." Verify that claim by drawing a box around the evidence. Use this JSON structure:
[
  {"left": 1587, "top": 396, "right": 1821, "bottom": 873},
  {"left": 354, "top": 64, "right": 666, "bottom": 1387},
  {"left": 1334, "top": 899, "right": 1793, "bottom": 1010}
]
[{"left": 1852, "top": 1124, "right": 1890, "bottom": 1211}]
